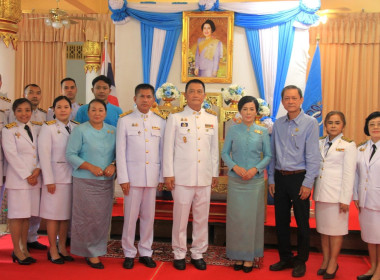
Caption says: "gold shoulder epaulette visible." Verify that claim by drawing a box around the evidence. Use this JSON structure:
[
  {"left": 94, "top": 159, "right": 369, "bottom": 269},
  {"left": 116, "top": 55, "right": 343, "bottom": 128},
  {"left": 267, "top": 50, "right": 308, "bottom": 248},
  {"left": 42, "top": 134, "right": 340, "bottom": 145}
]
[
  {"left": 5, "top": 122, "right": 16, "bottom": 129},
  {"left": 172, "top": 107, "right": 184, "bottom": 114},
  {"left": 341, "top": 136, "right": 353, "bottom": 143},
  {"left": 153, "top": 110, "right": 167, "bottom": 120},
  {"left": 31, "top": 121, "right": 42, "bottom": 126},
  {"left": 358, "top": 140, "right": 368, "bottom": 147},
  {"left": 38, "top": 108, "right": 47, "bottom": 113},
  {"left": 70, "top": 120, "right": 79, "bottom": 125},
  {"left": 205, "top": 108, "right": 217, "bottom": 116},
  {"left": 45, "top": 120, "right": 56, "bottom": 125},
  {"left": 319, "top": 135, "right": 327, "bottom": 140},
  {"left": 0, "top": 96, "right": 11, "bottom": 103},
  {"left": 119, "top": 110, "right": 133, "bottom": 118}
]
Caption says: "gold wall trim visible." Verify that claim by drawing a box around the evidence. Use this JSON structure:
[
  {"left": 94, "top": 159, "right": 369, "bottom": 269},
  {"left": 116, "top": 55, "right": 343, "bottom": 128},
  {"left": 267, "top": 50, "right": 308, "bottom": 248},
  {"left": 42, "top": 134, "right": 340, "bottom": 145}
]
[
  {"left": 0, "top": 0, "right": 21, "bottom": 49},
  {"left": 82, "top": 40, "right": 101, "bottom": 73}
]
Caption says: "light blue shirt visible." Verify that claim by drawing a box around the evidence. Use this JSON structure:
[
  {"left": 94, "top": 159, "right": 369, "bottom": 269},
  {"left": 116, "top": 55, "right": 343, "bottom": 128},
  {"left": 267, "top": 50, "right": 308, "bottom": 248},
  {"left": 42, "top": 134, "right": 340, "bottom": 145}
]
[
  {"left": 222, "top": 123, "right": 271, "bottom": 178},
  {"left": 66, "top": 122, "right": 116, "bottom": 180},
  {"left": 75, "top": 103, "right": 122, "bottom": 127},
  {"left": 268, "top": 110, "right": 320, "bottom": 188}
]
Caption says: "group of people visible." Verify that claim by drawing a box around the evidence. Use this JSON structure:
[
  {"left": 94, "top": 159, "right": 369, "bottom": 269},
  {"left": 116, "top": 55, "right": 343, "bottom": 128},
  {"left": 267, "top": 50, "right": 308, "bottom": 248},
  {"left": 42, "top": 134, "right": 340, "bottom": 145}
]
[{"left": 0, "top": 76, "right": 379, "bottom": 280}]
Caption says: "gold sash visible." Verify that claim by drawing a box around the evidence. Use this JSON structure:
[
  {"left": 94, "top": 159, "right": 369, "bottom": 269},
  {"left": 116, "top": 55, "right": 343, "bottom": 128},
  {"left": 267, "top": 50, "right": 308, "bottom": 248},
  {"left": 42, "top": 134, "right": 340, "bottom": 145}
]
[{"left": 198, "top": 37, "right": 220, "bottom": 61}]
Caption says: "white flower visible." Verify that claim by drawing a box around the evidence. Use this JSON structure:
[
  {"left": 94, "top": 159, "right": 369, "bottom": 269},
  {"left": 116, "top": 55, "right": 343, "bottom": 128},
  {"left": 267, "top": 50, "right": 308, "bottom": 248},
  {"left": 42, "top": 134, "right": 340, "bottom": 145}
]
[
  {"left": 221, "top": 85, "right": 245, "bottom": 102},
  {"left": 155, "top": 83, "right": 180, "bottom": 99}
]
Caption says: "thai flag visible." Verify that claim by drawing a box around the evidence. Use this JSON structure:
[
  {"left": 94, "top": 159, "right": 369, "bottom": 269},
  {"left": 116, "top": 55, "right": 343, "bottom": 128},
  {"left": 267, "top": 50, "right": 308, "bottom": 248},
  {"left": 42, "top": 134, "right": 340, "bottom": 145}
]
[
  {"left": 101, "top": 38, "right": 119, "bottom": 106},
  {"left": 303, "top": 43, "right": 323, "bottom": 136}
]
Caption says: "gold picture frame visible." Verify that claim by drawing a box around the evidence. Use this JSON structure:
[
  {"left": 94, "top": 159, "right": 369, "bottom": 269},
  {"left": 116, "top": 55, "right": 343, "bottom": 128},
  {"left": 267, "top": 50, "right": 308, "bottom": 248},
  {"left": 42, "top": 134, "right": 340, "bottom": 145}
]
[{"left": 181, "top": 11, "right": 234, "bottom": 84}]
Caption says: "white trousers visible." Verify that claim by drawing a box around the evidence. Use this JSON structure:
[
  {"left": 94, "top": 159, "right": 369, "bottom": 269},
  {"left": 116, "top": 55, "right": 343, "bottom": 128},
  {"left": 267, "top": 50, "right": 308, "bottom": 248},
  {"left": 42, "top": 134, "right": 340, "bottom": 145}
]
[
  {"left": 172, "top": 185, "right": 211, "bottom": 260},
  {"left": 122, "top": 187, "right": 156, "bottom": 258}
]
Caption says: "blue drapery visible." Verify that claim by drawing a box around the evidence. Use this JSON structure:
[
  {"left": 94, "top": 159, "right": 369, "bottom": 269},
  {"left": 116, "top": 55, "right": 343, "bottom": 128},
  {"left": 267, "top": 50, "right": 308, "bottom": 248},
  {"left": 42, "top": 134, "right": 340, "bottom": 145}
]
[{"left": 141, "top": 23, "right": 154, "bottom": 84}]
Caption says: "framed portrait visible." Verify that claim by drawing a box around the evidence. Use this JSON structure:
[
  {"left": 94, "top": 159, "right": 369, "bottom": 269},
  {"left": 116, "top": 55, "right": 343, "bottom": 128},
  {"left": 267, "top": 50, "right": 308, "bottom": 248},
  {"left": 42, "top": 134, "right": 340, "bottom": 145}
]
[{"left": 181, "top": 11, "right": 234, "bottom": 84}]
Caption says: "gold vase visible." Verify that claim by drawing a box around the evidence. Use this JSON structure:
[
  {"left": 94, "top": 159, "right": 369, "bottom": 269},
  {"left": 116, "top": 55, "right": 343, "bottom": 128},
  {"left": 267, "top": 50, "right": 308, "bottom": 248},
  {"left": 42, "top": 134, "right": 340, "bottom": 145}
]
[
  {"left": 162, "top": 97, "right": 175, "bottom": 107},
  {"left": 255, "top": 115, "right": 262, "bottom": 124},
  {"left": 229, "top": 100, "right": 238, "bottom": 109}
]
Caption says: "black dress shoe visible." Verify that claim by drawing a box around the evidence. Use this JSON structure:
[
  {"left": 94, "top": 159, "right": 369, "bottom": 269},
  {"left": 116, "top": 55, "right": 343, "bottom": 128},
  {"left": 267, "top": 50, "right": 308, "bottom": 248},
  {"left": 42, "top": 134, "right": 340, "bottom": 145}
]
[
  {"left": 139, "top": 256, "right": 156, "bottom": 268},
  {"left": 173, "top": 259, "right": 186, "bottom": 270},
  {"left": 269, "top": 260, "right": 293, "bottom": 271},
  {"left": 292, "top": 262, "right": 306, "bottom": 278},
  {"left": 11, "top": 252, "right": 32, "bottom": 265},
  {"left": 47, "top": 251, "right": 64, "bottom": 264},
  {"left": 123, "top": 257, "right": 134, "bottom": 269},
  {"left": 233, "top": 263, "right": 243, "bottom": 271},
  {"left": 85, "top": 257, "right": 104, "bottom": 269},
  {"left": 323, "top": 264, "right": 338, "bottom": 279},
  {"left": 27, "top": 241, "right": 48, "bottom": 250},
  {"left": 242, "top": 265, "right": 253, "bottom": 273},
  {"left": 317, "top": 268, "right": 327, "bottom": 275},
  {"left": 191, "top": 258, "right": 207, "bottom": 270},
  {"left": 59, "top": 253, "right": 74, "bottom": 262},
  {"left": 357, "top": 274, "right": 373, "bottom": 280}
]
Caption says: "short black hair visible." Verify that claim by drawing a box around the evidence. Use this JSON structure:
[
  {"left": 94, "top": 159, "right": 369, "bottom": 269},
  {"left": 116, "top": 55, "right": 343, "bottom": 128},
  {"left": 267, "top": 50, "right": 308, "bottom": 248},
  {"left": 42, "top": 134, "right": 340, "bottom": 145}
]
[
  {"left": 92, "top": 75, "right": 111, "bottom": 88},
  {"left": 53, "top": 96, "right": 72, "bottom": 108},
  {"left": 24, "top": 84, "right": 41, "bottom": 95},
  {"left": 238, "top": 96, "right": 259, "bottom": 113},
  {"left": 364, "top": 111, "right": 380, "bottom": 136},
  {"left": 88, "top": 99, "right": 107, "bottom": 112},
  {"left": 201, "top": 19, "right": 216, "bottom": 33},
  {"left": 281, "top": 85, "right": 303, "bottom": 99},
  {"left": 324, "top": 111, "right": 346, "bottom": 127},
  {"left": 61, "top": 77, "right": 76, "bottom": 87},
  {"left": 185, "top": 79, "right": 205, "bottom": 93},
  {"left": 12, "top": 98, "right": 32, "bottom": 112},
  {"left": 135, "top": 83, "right": 155, "bottom": 96}
]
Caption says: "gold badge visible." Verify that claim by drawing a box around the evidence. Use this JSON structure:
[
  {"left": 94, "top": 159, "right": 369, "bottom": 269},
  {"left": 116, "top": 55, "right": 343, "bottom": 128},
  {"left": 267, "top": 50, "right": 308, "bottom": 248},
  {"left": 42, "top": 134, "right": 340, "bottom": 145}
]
[
  {"left": 254, "top": 129, "right": 263, "bottom": 134},
  {"left": 183, "top": 136, "right": 187, "bottom": 143},
  {"left": 205, "top": 124, "right": 213, "bottom": 128},
  {"left": 152, "top": 126, "right": 160, "bottom": 130},
  {"left": 295, "top": 128, "right": 299, "bottom": 132},
  {"left": 15, "top": 132, "right": 20, "bottom": 138},
  {"left": 181, "top": 123, "right": 188, "bottom": 127},
  {"left": 57, "top": 130, "right": 61, "bottom": 134},
  {"left": 336, "top": 148, "right": 345, "bottom": 151}
]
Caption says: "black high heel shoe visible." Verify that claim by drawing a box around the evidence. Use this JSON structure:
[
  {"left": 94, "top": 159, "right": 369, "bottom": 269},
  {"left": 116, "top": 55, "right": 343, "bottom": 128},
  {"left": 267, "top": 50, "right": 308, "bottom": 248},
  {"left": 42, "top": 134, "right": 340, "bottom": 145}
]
[
  {"left": 59, "top": 253, "right": 74, "bottom": 262},
  {"left": 11, "top": 252, "right": 32, "bottom": 265},
  {"left": 47, "top": 251, "right": 65, "bottom": 264},
  {"left": 233, "top": 263, "right": 243, "bottom": 271},
  {"left": 85, "top": 257, "right": 104, "bottom": 269},
  {"left": 323, "top": 264, "right": 339, "bottom": 279},
  {"left": 242, "top": 262, "right": 253, "bottom": 273}
]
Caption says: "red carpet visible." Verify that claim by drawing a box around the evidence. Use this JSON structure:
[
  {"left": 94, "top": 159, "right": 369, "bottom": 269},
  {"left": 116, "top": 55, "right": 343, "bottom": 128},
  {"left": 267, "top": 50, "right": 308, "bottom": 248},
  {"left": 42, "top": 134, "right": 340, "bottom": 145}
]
[
  {"left": 0, "top": 234, "right": 369, "bottom": 280},
  {"left": 112, "top": 198, "right": 361, "bottom": 231}
]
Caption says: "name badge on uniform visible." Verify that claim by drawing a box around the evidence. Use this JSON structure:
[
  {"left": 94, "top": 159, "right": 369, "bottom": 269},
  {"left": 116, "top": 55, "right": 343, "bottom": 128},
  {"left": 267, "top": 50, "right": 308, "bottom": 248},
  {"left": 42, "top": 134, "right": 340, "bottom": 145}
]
[
  {"left": 205, "top": 124, "right": 213, "bottom": 128},
  {"left": 183, "top": 136, "right": 187, "bottom": 143},
  {"left": 254, "top": 129, "right": 263, "bottom": 134},
  {"left": 181, "top": 123, "right": 188, "bottom": 127},
  {"left": 132, "top": 123, "right": 138, "bottom": 127},
  {"left": 152, "top": 126, "right": 160, "bottom": 130},
  {"left": 181, "top": 118, "right": 188, "bottom": 122}
]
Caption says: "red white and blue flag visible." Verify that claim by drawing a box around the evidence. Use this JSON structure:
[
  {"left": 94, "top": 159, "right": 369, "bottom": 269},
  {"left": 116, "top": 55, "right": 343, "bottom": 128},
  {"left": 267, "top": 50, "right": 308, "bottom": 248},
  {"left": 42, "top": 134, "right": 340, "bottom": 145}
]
[{"left": 101, "top": 38, "right": 119, "bottom": 106}]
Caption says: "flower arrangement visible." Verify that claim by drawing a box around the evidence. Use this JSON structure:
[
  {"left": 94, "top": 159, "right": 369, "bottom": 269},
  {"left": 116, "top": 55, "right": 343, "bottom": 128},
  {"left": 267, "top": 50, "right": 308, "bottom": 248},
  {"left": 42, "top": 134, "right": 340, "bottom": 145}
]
[
  {"left": 155, "top": 83, "right": 181, "bottom": 100},
  {"left": 221, "top": 85, "right": 246, "bottom": 102},
  {"left": 257, "top": 98, "right": 270, "bottom": 117}
]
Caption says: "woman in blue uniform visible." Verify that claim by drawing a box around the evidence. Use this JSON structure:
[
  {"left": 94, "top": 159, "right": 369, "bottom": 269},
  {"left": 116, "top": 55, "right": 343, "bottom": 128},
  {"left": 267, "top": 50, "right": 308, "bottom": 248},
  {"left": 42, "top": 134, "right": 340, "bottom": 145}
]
[
  {"left": 222, "top": 96, "right": 271, "bottom": 273},
  {"left": 2, "top": 98, "right": 41, "bottom": 265},
  {"left": 39, "top": 96, "right": 78, "bottom": 264},
  {"left": 66, "top": 99, "right": 116, "bottom": 269}
]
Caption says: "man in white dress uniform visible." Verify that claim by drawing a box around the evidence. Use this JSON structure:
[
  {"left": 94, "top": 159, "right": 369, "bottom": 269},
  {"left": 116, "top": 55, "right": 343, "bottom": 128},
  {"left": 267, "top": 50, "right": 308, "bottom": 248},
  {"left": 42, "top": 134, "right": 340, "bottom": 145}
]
[
  {"left": 9, "top": 84, "right": 47, "bottom": 250},
  {"left": 163, "top": 79, "right": 219, "bottom": 271},
  {"left": 116, "top": 84, "right": 166, "bottom": 269},
  {"left": 47, "top": 78, "right": 82, "bottom": 121}
]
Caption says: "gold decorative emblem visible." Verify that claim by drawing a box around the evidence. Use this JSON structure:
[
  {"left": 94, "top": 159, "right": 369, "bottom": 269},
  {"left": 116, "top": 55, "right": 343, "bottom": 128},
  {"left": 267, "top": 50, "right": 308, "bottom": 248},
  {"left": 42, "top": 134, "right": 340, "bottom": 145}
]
[{"left": 183, "top": 136, "right": 187, "bottom": 143}]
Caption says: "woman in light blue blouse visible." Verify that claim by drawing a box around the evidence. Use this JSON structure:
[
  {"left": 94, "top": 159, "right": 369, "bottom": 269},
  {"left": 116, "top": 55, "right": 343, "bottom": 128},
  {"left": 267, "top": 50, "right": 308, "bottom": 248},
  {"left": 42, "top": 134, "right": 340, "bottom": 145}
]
[
  {"left": 222, "top": 96, "right": 271, "bottom": 273},
  {"left": 66, "top": 99, "right": 116, "bottom": 269}
]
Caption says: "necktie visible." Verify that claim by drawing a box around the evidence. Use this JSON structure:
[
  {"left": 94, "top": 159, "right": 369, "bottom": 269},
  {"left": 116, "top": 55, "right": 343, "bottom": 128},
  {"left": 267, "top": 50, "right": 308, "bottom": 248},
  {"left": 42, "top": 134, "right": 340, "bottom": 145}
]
[
  {"left": 325, "top": 141, "right": 332, "bottom": 156},
  {"left": 65, "top": 126, "right": 71, "bottom": 134},
  {"left": 24, "top": 125, "right": 33, "bottom": 142},
  {"left": 369, "top": 144, "right": 377, "bottom": 162}
]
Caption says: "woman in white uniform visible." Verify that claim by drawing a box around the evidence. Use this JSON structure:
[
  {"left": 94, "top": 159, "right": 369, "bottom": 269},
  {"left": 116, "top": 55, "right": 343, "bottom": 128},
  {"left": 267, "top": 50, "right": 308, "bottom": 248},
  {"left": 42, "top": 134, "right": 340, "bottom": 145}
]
[
  {"left": 354, "top": 111, "right": 380, "bottom": 280},
  {"left": 314, "top": 111, "right": 357, "bottom": 279},
  {"left": 38, "top": 96, "right": 78, "bottom": 264},
  {"left": 2, "top": 98, "right": 41, "bottom": 265}
]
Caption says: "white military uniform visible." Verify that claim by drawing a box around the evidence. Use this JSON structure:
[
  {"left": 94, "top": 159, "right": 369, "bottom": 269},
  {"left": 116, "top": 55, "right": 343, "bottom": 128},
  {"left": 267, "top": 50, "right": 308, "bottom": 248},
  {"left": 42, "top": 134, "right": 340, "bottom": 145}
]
[
  {"left": 313, "top": 134, "right": 357, "bottom": 235},
  {"left": 354, "top": 140, "right": 380, "bottom": 243},
  {"left": 0, "top": 96, "right": 11, "bottom": 123},
  {"left": 2, "top": 121, "right": 41, "bottom": 218},
  {"left": 163, "top": 106, "right": 219, "bottom": 260},
  {"left": 0, "top": 110, "right": 5, "bottom": 209},
  {"left": 46, "top": 102, "right": 82, "bottom": 121},
  {"left": 117, "top": 109, "right": 166, "bottom": 258},
  {"left": 38, "top": 120, "right": 78, "bottom": 220}
]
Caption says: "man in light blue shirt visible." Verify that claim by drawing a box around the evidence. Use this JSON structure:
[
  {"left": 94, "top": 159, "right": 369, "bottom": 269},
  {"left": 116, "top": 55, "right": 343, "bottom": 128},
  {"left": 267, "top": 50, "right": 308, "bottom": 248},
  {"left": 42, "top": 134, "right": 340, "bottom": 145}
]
[
  {"left": 268, "top": 85, "right": 320, "bottom": 278},
  {"left": 75, "top": 75, "right": 122, "bottom": 127}
]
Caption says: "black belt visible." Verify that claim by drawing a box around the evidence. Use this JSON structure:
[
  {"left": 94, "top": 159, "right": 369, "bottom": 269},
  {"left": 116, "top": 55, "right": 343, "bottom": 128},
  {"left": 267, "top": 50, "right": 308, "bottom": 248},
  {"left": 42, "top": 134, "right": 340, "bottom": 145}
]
[{"left": 276, "top": 169, "right": 306, "bottom": 176}]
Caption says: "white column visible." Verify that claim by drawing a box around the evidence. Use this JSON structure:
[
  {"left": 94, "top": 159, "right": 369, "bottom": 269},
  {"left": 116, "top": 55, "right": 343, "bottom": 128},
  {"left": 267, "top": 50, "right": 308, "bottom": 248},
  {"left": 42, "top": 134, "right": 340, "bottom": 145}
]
[
  {"left": 0, "top": 43, "right": 16, "bottom": 100},
  {"left": 85, "top": 71, "right": 99, "bottom": 103}
]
